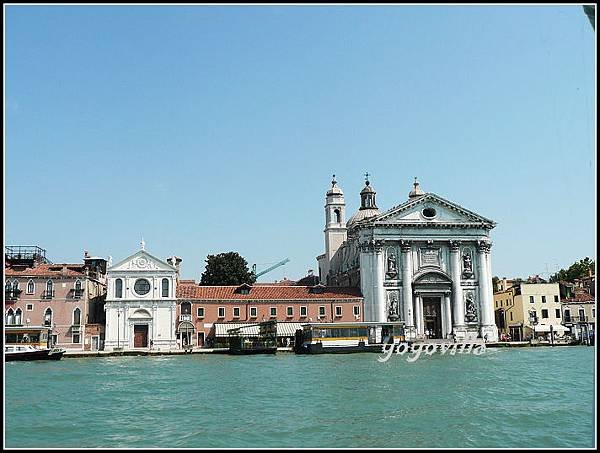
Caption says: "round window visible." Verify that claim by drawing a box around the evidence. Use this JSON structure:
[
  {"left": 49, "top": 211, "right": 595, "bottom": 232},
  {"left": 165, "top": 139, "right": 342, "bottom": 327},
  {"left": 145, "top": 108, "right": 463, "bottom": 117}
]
[
  {"left": 422, "top": 207, "right": 437, "bottom": 219},
  {"left": 134, "top": 278, "right": 151, "bottom": 295}
]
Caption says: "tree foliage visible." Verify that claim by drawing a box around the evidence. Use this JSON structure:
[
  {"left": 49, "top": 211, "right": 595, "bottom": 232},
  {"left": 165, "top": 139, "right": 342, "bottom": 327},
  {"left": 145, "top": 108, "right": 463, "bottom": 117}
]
[
  {"left": 200, "top": 252, "right": 257, "bottom": 286},
  {"left": 549, "top": 257, "right": 595, "bottom": 283}
]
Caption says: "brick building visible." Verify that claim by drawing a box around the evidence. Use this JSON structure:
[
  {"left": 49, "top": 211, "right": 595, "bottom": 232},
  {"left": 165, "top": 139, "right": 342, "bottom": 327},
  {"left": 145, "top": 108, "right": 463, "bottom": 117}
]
[
  {"left": 4, "top": 246, "right": 107, "bottom": 350},
  {"left": 175, "top": 282, "right": 364, "bottom": 348}
]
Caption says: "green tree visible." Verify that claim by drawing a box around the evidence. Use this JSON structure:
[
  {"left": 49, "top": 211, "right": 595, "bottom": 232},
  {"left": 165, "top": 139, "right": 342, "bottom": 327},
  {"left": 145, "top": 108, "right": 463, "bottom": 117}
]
[
  {"left": 200, "top": 252, "right": 257, "bottom": 286},
  {"left": 549, "top": 257, "right": 595, "bottom": 283}
]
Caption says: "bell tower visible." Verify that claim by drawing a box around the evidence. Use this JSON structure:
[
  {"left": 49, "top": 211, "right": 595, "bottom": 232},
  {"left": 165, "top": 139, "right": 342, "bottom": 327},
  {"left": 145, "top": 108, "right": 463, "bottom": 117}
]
[{"left": 320, "top": 175, "right": 347, "bottom": 283}]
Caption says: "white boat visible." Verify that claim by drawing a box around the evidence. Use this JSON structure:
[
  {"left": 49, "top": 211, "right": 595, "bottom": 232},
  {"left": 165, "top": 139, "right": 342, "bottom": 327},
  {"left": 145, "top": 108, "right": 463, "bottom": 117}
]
[{"left": 4, "top": 344, "right": 66, "bottom": 361}]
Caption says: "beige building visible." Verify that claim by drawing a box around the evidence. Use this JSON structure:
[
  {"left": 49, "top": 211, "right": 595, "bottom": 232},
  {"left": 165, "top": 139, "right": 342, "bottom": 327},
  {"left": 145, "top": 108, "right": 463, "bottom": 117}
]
[{"left": 494, "top": 281, "right": 566, "bottom": 341}]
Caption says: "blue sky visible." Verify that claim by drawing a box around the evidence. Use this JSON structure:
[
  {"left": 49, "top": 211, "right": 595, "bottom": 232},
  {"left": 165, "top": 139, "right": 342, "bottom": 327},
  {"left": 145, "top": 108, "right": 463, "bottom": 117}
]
[{"left": 5, "top": 5, "right": 596, "bottom": 282}]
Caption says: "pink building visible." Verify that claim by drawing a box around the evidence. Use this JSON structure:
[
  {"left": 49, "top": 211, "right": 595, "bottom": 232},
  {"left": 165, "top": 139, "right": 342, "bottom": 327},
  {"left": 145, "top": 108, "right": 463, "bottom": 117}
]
[
  {"left": 4, "top": 246, "right": 107, "bottom": 351},
  {"left": 175, "top": 282, "right": 364, "bottom": 348}
]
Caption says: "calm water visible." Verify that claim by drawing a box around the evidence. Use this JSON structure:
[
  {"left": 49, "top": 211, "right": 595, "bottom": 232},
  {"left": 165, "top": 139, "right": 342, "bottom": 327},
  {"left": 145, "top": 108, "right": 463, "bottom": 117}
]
[{"left": 4, "top": 346, "right": 596, "bottom": 448}]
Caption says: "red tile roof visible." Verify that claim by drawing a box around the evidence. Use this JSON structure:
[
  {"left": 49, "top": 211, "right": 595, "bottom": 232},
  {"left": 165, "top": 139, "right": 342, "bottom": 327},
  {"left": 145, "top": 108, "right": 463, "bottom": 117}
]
[
  {"left": 563, "top": 292, "right": 595, "bottom": 302},
  {"left": 5, "top": 264, "right": 87, "bottom": 278},
  {"left": 177, "top": 284, "right": 363, "bottom": 300}
]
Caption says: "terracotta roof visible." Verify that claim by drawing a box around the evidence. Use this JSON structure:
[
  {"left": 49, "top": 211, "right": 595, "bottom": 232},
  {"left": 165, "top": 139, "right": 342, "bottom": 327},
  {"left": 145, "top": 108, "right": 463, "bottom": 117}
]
[
  {"left": 563, "top": 292, "right": 595, "bottom": 302},
  {"left": 177, "top": 285, "right": 363, "bottom": 300},
  {"left": 5, "top": 263, "right": 87, "bottom": 278}
]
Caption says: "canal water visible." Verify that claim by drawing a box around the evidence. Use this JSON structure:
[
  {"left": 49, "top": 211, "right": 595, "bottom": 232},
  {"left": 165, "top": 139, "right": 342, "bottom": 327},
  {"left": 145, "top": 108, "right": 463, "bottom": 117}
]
[{"left": 4, "top": 346, "right": 595, "bottom": 448}]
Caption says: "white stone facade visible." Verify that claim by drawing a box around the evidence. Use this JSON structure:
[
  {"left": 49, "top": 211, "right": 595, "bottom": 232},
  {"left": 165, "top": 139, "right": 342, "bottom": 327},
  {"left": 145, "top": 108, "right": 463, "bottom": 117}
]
[
  {"left": 104, "top": 248, "right": 178, "bottom": 351},
  {"left": 319, "top": 179, "right": 499, "bottom": 342}
]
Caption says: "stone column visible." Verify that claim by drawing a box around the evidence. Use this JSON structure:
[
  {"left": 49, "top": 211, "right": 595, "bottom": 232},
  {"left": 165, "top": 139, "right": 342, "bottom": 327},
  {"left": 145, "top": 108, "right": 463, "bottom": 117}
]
[
  {"left": 374, "top": 241, "right": 386, "bottom": 322},
  {"left": 450, "top": 240, "right": 466, "bottom": 339},
  {"left": 400, "top": 240, "right": 414, "bottom": 337},
  {"left": 477, "top": 240, "right": 499, "bottom": 341},
  {"left": 413, "top": 293, "right": 421, "bottom": 335},
  {"left": 444, "top": 292, "right": 452, "bottom": 339}
]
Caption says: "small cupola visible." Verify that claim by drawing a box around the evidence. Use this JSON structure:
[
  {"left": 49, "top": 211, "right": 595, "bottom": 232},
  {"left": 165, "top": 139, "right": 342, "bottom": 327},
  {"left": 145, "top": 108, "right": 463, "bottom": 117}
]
[
  {"left": 409, "top": 177, "right": 425, "bottom": 198},
  {"left": 359, "top": 173, "right": 377, "bottom": 210}
]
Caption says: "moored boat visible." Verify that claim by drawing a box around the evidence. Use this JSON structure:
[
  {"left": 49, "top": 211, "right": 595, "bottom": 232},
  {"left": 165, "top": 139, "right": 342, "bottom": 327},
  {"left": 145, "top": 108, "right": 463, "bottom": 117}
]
[{"left": 5, "top": 344, "right": 66, "bottom": 361}]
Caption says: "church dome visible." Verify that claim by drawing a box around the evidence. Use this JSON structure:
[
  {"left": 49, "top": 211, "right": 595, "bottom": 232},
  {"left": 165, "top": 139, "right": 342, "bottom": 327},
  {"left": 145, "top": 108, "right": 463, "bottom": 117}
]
[{"left": 346, "top": 207, "right": 381, "bottom": 228}]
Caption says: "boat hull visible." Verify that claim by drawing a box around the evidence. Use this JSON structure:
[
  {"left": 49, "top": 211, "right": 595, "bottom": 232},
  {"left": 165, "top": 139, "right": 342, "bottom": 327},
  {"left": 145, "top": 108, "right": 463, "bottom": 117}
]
[
  {"left": 228, "top": 348, "right": 277, "bottom": 355},
  {"left": 5, "top": 350, "right": 65, "bottom": 361}
]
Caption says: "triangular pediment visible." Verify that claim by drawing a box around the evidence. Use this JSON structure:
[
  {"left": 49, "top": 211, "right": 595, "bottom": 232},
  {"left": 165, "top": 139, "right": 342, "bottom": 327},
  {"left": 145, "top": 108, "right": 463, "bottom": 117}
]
[
  {"left": 109, "top": 250, "right": 176, "bottom": 272},
  {"left": 373, "top": 193, "right": 495, "bottom": 227}
]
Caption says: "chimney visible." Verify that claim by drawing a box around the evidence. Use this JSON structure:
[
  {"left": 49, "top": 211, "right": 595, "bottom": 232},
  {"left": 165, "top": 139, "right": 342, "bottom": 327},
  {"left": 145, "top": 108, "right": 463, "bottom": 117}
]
[
  {"left": 84, "top": 250, "right": 90, "bottom": 259},
  {"left": 308, "top": 269, "right": 314, "bottom": 276}
]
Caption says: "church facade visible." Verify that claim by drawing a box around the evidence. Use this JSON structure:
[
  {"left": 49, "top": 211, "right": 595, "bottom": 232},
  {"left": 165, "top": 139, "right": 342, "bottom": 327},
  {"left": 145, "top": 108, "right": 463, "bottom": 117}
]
[
  {"left": 104, "top": 244, "right": 179, "bottom": 351},
  {"left": 317, "top": 177, "right": 498, "bottom": 342}
]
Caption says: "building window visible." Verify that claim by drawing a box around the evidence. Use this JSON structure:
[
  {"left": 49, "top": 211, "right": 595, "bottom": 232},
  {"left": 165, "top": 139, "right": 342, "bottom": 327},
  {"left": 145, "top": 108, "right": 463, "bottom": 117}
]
[
  {"left": 554, "top": 295, "right": 559, "bottom": 303},
  {"left": 115, "top": 279, "right": 123, "bottom": 298},
  {"left": 218, "top": 307, "right": 225, "bottom": 318},
  {"left": 134, "top": 278, "right": 151, "bottom": 296},
  {"left": 233, "top": 307, "right": 240, "bottom": 318},
  {"left": 579, "top": 309, "right": 586, "bottom": 321},
  {"left": 335, "top": 306, "right": 342, "bottom": 317},
  {"left": 75, "top": 279, "right": 82, "bottom": 291},
  {"left": 6, "top": 309, "right": 15, "bottom": 325},
  {"left": 541, "top": 309, "right": 548, "bottom": 319},
  {"left": 500, "top": 301, "right": 502, "bottom": 307},
  {"left": 197, "top": 307, "right": 205, "bottom": 318},
  {"left": 15, "top": 308, "right": 22, "bottom": 325},
  {"left": 510, "top": 312, "right": 513, "bottom": 321},
  {"left": 353, "top": 306, "right": 360, "bottom": 316},
  {"left": 555, "top": 309, "right": 561, "bottom": 318},
  {"left": 319, "top": 306, "right": 326, "bottom": 318},
  {"left": 593, "top": 308, "right": 595, "bottom": 318},
  {"left": 270, "top": 307, "right": 277, "bottom": 318},
  {"left": 529, "top": 296, "right": 534, "bottom": 304},
  {"left": 44, "top": 280, "right": 54, "bottom": 299},
  {"left": 250, "top": 307, "right": 257, "bottom": 318},
  {"left": 541, "top": 296, "right": 546, "bottom": 304},
  {"left": 300, "top": 306, "right": 307, "bottom": 317},
  {"left": 72, "top": 333, "right": 81, "bottom": 344},
  {"left": 26, "top": 304, "right": 34, "bottom": 311},
  {"left": 44, "top": 308, "right": 53, "bottom": 327},
  {"left": 27, "top": 279, "right": 35, "bottom": 294},
  {"left": 564, "top": 310, "right": 571, "bottom": 322},
  {"left": 73, "top": 308, "right": 81, "bottom": 326},
  {"left": 287, "top": 306, "right": 293, "bottom": 317},
  {"left": 162, "top": 278, "right": 169, "bottom": 298},
  {"left": 334, "top": 208, "right": 341, "bottom": 223}
]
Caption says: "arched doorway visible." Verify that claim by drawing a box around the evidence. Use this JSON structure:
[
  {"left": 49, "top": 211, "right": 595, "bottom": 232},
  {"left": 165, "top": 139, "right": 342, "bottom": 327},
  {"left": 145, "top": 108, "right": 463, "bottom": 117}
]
[
  {"left": 413, "top": 270, "right": 453, "bottom": 339},
  {"left": 177, "top": 321, "right": 195, "bottom": 349},
  {"left": 130, "top": 309, "right": 152, "bottom": 348}
]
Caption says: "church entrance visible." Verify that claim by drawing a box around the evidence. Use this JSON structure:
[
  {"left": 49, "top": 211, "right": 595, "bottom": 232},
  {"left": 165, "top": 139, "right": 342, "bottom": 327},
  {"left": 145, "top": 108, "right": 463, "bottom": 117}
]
[
  {"left": 422, "top": 297, "right": 442, "bottom": 339},
  {"left": 134, "top": 324, "right": 149, "bottom": 348}
]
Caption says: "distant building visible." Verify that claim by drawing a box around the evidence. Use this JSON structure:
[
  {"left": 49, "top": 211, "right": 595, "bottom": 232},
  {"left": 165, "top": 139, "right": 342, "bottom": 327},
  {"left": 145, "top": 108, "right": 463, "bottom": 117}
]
[
  {"left": 561, "top": 285, "right": 596, "bottom": 340},
  {"left": 4, "top": 246, "right": 107, "bottom": 351},
  {"left": 176, "top": 283, "right": 364, "bottom": 348},
  {"left": 103, "top": 244, "right": 179, "bottom": 352},
  {"left": 494, "top": 282, "right": 565, "bottom": 341}
]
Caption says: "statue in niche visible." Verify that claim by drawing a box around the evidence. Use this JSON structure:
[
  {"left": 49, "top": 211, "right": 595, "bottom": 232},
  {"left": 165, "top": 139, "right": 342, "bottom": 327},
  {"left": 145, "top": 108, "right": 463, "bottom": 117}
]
[
  {"left": 462, "top": 250, "right": 473, "bottom": 277},
  {"left": 465, "top": 292, "right": 478, "bottom": 322},
  {"left": 386, "top": 251, "right": 398, "bottom": 279},
  {"left": 388, "top": 293, "right": 399, "bottom": 321}
]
